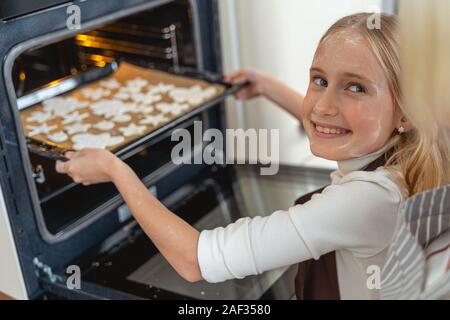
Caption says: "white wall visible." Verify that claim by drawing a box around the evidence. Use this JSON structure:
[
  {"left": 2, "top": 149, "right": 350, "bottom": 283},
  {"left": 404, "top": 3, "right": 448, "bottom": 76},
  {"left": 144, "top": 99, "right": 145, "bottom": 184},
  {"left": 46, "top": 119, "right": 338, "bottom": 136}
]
[
  {"left": 0, "top": 184, "right": 28, "bottom": 299},
  {"left": 219, "top": 0, "right": 386, "bottom": 168}
]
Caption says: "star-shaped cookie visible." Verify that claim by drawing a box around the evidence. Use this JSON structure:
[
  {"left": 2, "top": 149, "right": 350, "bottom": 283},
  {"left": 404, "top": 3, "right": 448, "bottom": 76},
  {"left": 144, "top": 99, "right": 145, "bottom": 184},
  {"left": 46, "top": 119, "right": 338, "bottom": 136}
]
[
  {"left": 93, "top": 120, "right": 115, "bottom": 131},
  {"left": 155, "top": 102, "right": 189, "bottom": 116},
  {"left": 71, "top": 133, "right": 125, "bottom": 150},
  {"left": 65, "top": 123, "right": 92, "bottom": 135},
  {"left": 48, "top": 131, "right": 69, "bottom": 143},
  {"left": 61, "top": 111, "right": 89, "bottom": 125},
  {"left": 27, "top": 124, "right": 58, "bottom": 137},
  {"left": 119, "top": 124, "right": 147, "bottom": 137},
  {"left": 139, "top": 114, "right": 169, "bottom": 127},
  {"left": 26, "top": 111, "right": 54, "bottom": 124}
]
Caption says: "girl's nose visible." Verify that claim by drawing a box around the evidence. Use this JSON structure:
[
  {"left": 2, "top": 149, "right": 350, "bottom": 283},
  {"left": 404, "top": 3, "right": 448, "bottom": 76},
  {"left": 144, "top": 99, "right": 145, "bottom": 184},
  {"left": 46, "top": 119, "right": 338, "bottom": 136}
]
[{"left": 313, "top": 90, "right": 340, "bottom": 117}]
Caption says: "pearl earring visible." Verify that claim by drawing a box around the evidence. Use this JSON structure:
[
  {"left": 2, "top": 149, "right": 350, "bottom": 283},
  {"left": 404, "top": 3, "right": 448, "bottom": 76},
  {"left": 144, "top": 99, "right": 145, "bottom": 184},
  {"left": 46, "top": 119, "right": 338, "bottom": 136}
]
[{"left": 398, "top": 126, "right": 405, "bottom": 134}]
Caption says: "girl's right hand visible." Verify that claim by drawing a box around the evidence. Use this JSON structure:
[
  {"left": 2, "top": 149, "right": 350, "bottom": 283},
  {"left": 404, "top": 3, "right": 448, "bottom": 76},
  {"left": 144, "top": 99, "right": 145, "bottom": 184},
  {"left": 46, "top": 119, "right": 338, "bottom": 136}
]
[
  {"left": 55, "top": 149, "right": 122, "bottom": 186},
  {"left": 224, "top": 69, "right": 267, "bottom": 101}
]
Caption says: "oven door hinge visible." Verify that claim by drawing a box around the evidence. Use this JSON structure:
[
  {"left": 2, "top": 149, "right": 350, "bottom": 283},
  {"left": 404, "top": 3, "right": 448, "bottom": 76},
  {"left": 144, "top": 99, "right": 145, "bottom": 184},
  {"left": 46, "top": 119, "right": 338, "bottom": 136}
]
[{"left": 33, "top": 257, "right": 64, "bottom": 284}]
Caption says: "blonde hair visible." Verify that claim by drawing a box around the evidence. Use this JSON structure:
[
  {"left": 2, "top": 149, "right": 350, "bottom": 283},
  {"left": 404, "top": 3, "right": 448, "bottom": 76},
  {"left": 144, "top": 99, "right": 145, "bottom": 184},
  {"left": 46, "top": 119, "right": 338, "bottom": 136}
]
[{"left": 320, "top": 12, "right": 449, "bottom": 196}]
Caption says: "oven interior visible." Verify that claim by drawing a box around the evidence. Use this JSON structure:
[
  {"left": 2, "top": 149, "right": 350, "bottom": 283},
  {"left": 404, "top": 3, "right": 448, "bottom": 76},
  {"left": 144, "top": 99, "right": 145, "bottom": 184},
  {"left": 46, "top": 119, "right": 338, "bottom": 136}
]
[
  {"left": 12, "top": 0, "right": 219, "bottom": 241},
  {"left": 13, "top": 0, "right": 197, "bottom": 99}
]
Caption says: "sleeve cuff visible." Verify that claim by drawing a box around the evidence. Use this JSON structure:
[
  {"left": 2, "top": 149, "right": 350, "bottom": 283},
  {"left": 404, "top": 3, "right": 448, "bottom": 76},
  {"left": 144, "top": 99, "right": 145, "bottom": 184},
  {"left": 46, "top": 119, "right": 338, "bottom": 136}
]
[{"left": 197, "top": 229, "right": 231, "bottom": 283}]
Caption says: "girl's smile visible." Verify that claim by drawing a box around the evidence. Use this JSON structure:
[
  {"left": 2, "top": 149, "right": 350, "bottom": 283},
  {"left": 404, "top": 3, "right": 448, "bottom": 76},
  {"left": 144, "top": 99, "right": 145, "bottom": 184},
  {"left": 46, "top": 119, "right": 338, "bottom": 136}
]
[{"left": 311, "top": 120, "right": 352, "bottom": 139}]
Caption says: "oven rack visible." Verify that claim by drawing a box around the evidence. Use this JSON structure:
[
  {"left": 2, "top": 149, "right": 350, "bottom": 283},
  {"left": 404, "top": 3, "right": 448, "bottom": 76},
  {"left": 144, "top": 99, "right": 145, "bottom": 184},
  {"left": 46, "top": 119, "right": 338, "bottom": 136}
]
[{"left": 76, "top": 20, "right": 180, "bottom": 70}]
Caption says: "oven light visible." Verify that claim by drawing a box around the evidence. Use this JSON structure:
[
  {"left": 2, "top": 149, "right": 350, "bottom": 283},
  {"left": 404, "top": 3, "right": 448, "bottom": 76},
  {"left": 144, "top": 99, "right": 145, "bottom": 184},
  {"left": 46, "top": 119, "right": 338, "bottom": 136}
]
[
  {"left": 94, "top": 61, "right": 106, "bottom": 67},
  {"left": 89, "top": 54, "right": 103, "bottom": 62},
  {"left": 47, "top": 79, "right": 63, "bottom": 87},
  {"left": 75, "top": 34, "right": 88, "bottom": 41}
]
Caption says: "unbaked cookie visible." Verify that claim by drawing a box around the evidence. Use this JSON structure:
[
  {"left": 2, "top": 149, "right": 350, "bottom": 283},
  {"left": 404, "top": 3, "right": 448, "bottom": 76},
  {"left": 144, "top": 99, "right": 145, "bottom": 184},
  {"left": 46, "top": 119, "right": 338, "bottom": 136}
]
[
  {"left": 139, "top": 114, "right": 169, "bottom": 127},
  {"left": 26, "top": 111, "right": 54, "bottom": 124},
  {"left": 71, "top": 133, "right": 125, "bottom": 150},
  {"left": 111, "top": 113, "right": 132, "bottom": 123},
  {"left": 202, "top": 87, "right": 218, "bottom": 100},
  {"left": 129, "top": 105, "right": 155, "bottom": 115},
  {"left": 93, "top": 120, "right": 115, "bottom": 131},
  {"left": 130, "top": 92, "right": 162, "bottom": 105},
  {"left": 48, "top": 131, "right": 69, "bottom": 143},
  {"left": 27, "top": 124, "right": 58, "bottom": 137},
  {"left": 65, "top": 123, "right": 92, "bottom": 135},
  {"left": 81, "top": 88, "right": 111, "bottom": 101},
  {"left": 169, "top": 85, "right": 217, "bottom": 105},
  {"left": 100, "top": 79, "right": 121, "bottom": 90},
  {"left": 114, "top": 91, "right": 131, "bottom": 101},
  {"left": 126, "top": 77, "right": 149, "bottom": 90},
  {"left": 90, "top": 99, "right": 136, "bottom": 118},
  {"left": 43, "top": 97, "right": 88, "bottom": 117},
  {"left": 149, "top": 83, "right": 176, "bottom": 95},
  {"left": 61, "top": 111, "right": 89, "bottom": 125},
  {"left": 155, "top": 102, "right": 189, "bottom": 116},
  {"left": 119, "top": 124, "right": 147, "bottom": 137}
]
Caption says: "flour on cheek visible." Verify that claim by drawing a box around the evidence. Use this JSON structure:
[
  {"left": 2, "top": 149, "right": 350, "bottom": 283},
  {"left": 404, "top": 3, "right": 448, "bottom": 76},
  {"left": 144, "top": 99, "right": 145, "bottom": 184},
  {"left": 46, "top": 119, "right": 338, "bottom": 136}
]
[{"left": 338, "top": 101, "right": 392, "bottom": 158}]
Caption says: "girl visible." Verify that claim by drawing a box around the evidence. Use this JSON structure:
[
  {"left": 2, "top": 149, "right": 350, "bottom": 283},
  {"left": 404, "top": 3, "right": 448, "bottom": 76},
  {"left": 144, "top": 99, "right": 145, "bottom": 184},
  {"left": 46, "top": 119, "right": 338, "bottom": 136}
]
[{"left": 56, "top": 13, "right": 412, "bottom": 299}]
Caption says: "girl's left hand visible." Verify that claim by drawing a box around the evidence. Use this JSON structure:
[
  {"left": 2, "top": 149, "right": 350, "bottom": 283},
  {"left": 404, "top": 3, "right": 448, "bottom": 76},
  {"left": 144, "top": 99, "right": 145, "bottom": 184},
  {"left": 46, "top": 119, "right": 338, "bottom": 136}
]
[{"left": 55, "top": 148, "right": 121, "bottom": 186}]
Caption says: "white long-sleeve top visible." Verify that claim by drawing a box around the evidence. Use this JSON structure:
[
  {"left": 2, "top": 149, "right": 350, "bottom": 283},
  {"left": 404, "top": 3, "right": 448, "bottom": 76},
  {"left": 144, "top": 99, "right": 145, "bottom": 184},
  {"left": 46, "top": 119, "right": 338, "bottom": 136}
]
[{"left": 197, "top": 141, "right": 405, "bottom": 300}]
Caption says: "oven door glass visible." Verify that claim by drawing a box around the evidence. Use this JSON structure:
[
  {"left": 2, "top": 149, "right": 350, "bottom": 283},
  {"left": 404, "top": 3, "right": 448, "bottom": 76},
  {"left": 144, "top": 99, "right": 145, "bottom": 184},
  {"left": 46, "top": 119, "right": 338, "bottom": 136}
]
[
  {"left": 126, "top": 183, "right": 291, "bottom": 300},
  {"left": 72, "top": 165, "right": 329, "bottom": 300}
]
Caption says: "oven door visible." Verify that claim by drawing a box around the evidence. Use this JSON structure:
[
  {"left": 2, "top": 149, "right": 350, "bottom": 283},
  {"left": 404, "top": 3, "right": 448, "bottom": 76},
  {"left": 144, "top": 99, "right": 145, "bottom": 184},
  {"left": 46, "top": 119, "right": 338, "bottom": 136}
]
[{"left": 38, "top": 163, "right": 333, "bottom": 300}]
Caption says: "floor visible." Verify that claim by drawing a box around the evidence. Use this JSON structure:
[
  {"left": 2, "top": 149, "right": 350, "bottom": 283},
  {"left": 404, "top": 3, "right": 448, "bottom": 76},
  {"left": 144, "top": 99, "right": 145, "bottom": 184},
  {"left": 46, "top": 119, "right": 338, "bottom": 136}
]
[{"left": 0, "top": 292, "right": 12, "bottom": 300}]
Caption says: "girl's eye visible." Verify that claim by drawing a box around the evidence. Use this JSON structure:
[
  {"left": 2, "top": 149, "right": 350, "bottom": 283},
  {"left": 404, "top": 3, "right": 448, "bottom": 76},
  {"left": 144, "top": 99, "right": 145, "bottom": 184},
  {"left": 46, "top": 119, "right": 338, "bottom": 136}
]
[
  {"left": 348, "top": 84, "right": 366, "bottom": 94},
  {"left": 313, "top": 77, "right": 328, "bottom": 87}
]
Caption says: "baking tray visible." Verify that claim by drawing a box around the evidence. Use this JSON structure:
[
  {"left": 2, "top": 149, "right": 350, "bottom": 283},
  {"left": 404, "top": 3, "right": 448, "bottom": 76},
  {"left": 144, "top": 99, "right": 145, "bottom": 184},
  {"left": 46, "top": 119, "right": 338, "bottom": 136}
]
[{"left": 19, "top": 61, "right": 245, "bottom": 162}]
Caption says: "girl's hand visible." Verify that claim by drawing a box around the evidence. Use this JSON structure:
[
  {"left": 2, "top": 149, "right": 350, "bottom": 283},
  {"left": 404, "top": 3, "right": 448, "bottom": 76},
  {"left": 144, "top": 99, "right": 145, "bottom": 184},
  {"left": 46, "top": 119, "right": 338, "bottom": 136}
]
[
  {"left": 55, "top": 148, "right": 122, "bottom": 186},
  {"left": 224, "top": 69, "right": 268, "bottom": 100}
]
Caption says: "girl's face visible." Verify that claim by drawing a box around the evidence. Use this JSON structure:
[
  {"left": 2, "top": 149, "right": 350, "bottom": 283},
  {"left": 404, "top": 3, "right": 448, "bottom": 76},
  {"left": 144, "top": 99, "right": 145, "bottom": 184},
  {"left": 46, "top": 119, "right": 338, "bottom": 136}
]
[{"left": 302, "top": 29, "right": 403, "bottom": 161}]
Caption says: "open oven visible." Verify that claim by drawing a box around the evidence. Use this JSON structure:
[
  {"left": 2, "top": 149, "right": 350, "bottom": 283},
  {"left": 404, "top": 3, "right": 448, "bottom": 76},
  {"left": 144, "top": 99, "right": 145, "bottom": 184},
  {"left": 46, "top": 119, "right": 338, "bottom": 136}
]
[{"left": 0, "top": 0, "right": 330, "bottom": 300}]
